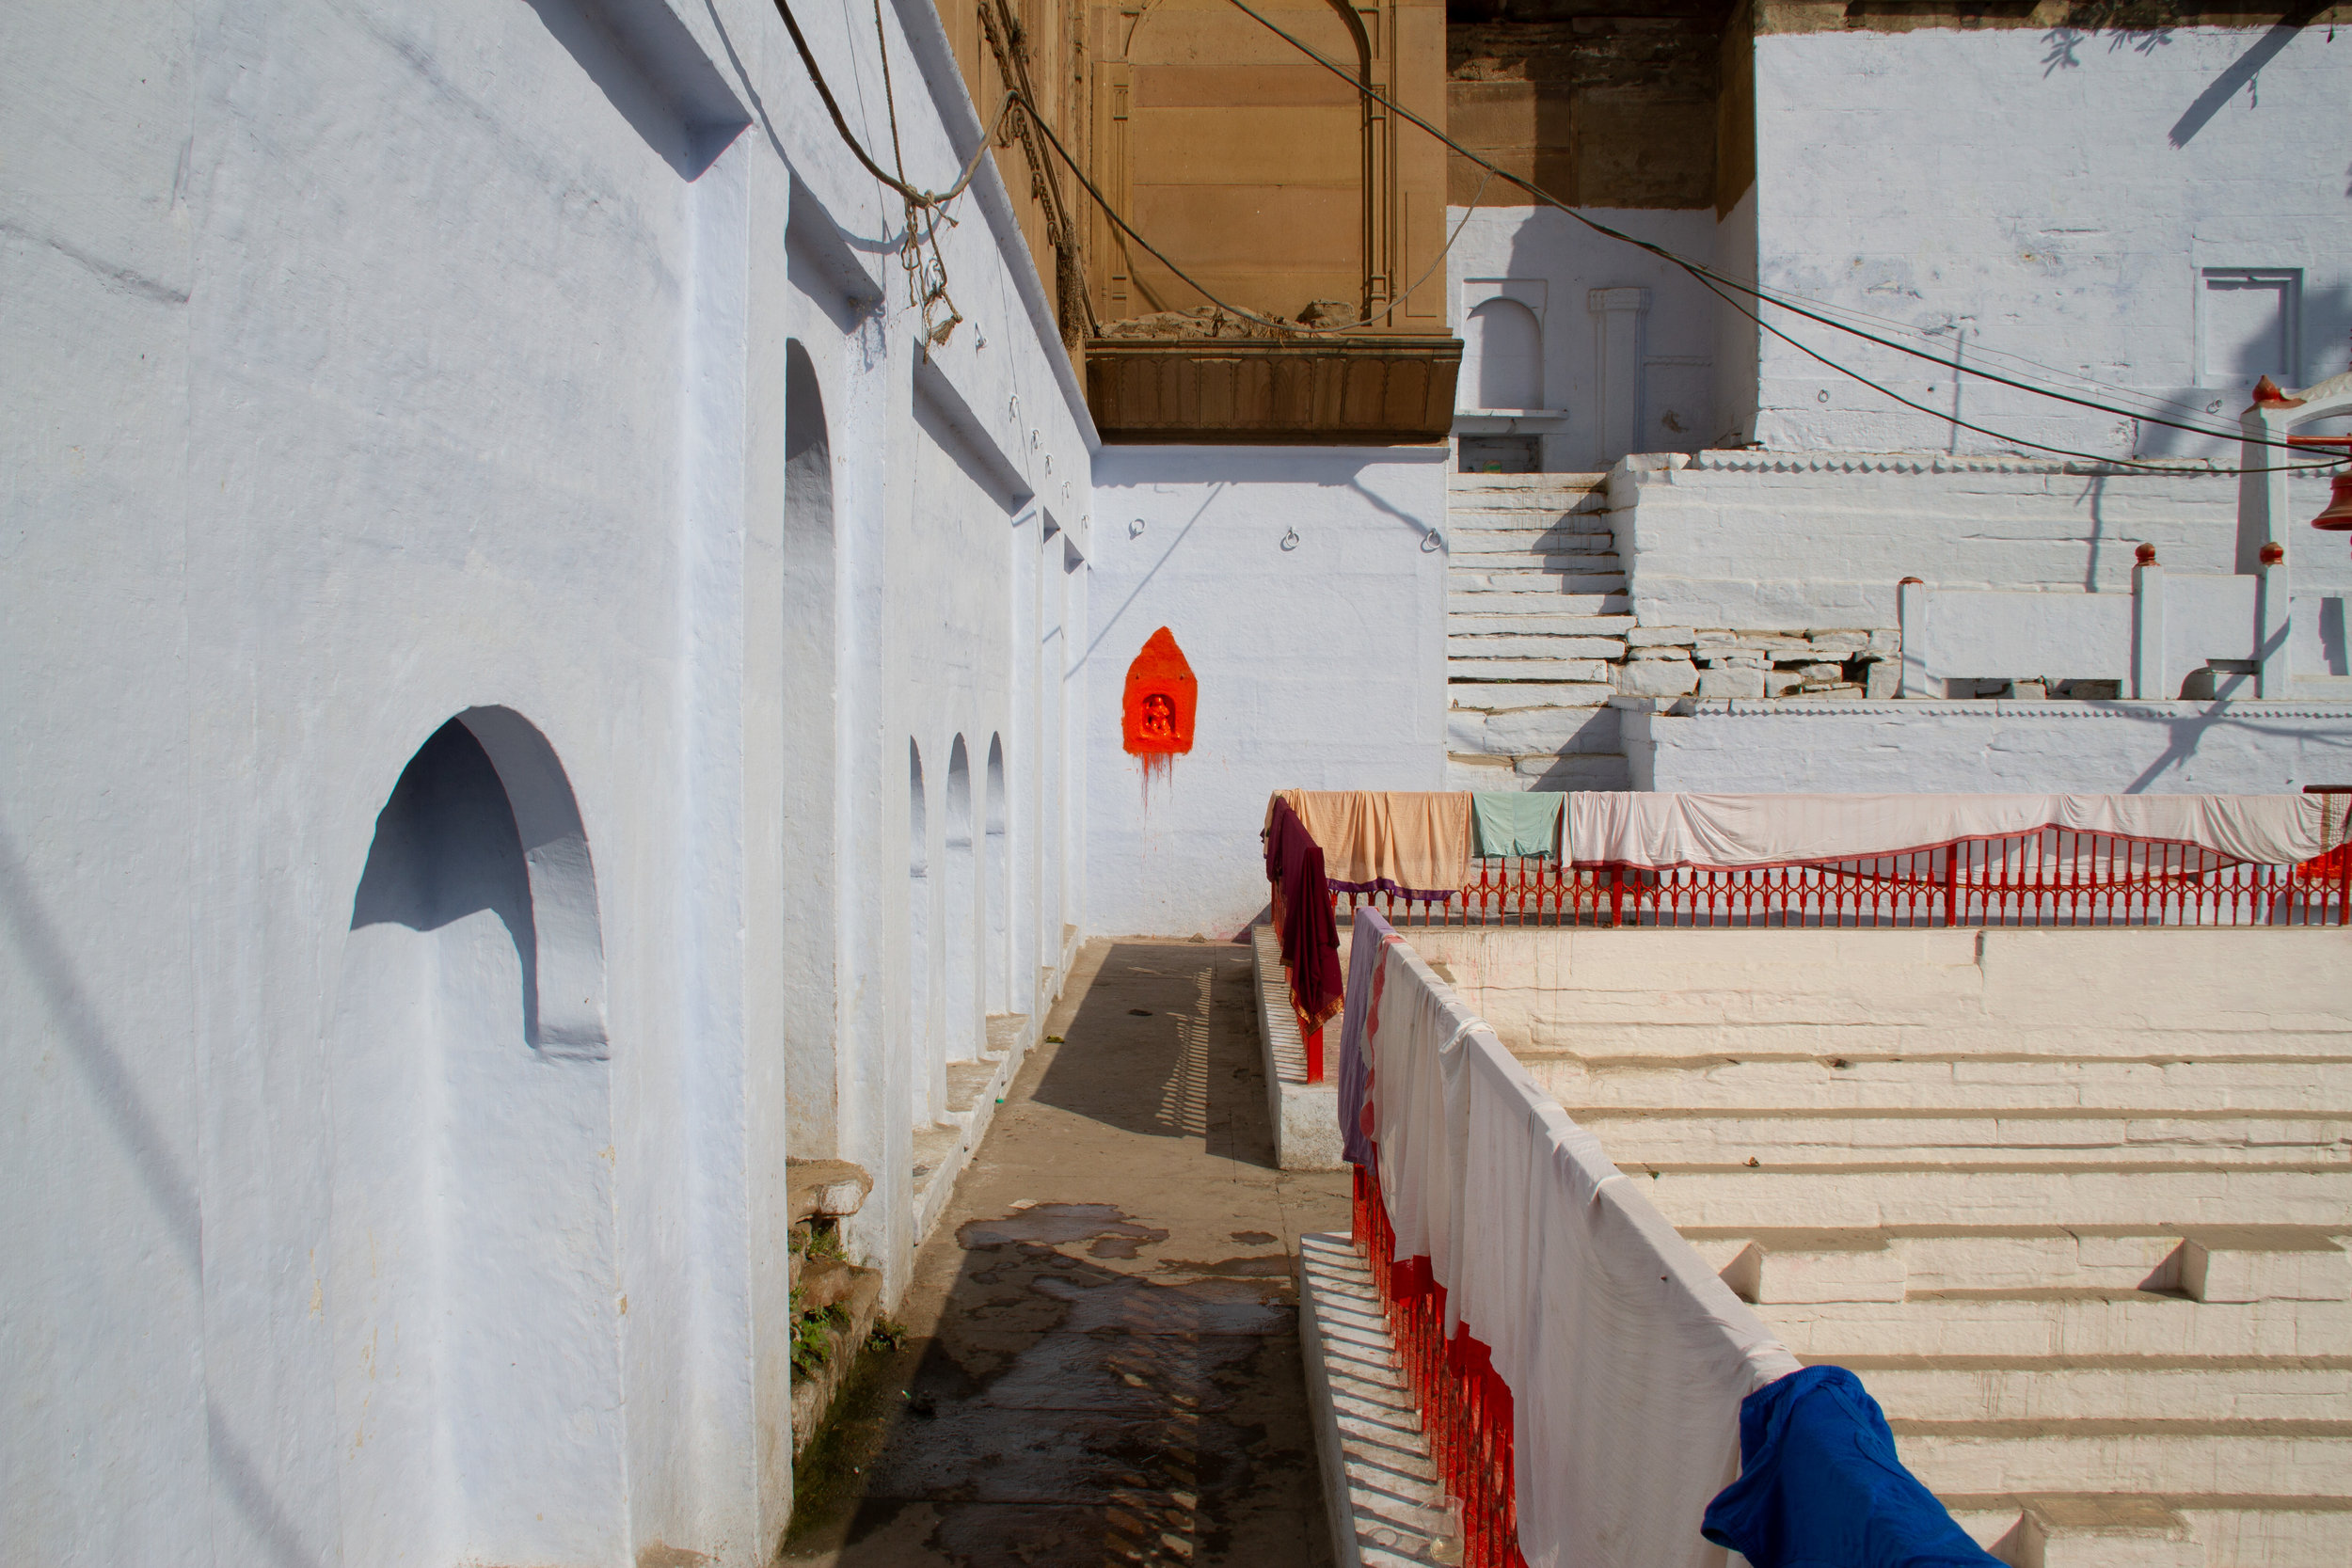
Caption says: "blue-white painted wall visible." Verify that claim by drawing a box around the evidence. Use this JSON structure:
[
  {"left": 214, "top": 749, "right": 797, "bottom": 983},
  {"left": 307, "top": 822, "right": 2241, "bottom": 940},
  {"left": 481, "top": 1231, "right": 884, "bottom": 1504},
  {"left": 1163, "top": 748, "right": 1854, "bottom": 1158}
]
[
  {"left": 1084, "top": 447, "right": 1450, "bottom": 939},
  {"left": 0, "top": 1, "right": 1090, "bottom": 1562}
]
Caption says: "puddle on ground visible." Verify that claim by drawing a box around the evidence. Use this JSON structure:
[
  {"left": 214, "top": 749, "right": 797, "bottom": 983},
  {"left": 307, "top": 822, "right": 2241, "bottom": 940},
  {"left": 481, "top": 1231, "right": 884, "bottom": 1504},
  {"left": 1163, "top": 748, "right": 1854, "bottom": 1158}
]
[{"left": 959, "top": 1202, "right": 1169, "bottom": 1253}]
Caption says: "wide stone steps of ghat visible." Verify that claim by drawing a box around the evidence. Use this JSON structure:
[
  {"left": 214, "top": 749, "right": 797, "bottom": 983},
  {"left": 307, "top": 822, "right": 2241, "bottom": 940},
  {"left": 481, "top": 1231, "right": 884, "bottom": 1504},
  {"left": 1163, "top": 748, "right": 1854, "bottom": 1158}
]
[
  {"left": 1677, "top": 1226, "right": 2351, "bottom": 1299},
  {"left": 1893, "top": 1421, "right": 2352, "bottom": 1506},
  {"left": 1830, "top": 1358, "right": 2352, "bottom": 1424},
  {"left": 1443, "top": 470, "right": 1631, "bottom": 791},
  {"left": 1749, "top": 1291, "right": 2352, "bottom": 1361},
  {"left": 1569, "top": 1107, "right": 2350, "bottom": 1167},
  {"left": 1635, "top": 1161, "right": 2351, "bottom": 1230},
  {"left": 1942, "top": 1494, "right": 2352, "bottom": 1568},
  {"left": 1522, "top": 1056, "right": 2352, "bottom": 1116}
]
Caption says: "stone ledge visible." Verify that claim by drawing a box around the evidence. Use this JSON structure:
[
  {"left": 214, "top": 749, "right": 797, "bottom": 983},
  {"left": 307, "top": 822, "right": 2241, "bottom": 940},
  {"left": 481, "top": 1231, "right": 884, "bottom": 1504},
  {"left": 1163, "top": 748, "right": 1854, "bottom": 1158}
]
[
  {"left": 1659, "top": 698, "right": 2352, "bottom": 719},
  {"left": 1252, "top": 925, "right": 1345, "bottom": 1172},
  {"left": 1298, "top": 1232, "right": 1461, "bottom": 1568}
]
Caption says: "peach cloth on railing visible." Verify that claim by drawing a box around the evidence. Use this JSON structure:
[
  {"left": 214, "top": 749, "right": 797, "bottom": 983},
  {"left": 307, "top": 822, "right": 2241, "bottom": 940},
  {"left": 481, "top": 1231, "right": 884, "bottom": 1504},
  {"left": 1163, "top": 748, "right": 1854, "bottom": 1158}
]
[
  {"left": 1366, "top": 936, "right": 1801, "bottom": 1568},
  {"left": 1267, "top": 789, "right": 1472, "bottom": 899},
  {"left": 1565, "top": 791, "right": 2351, "bottom": 870}
]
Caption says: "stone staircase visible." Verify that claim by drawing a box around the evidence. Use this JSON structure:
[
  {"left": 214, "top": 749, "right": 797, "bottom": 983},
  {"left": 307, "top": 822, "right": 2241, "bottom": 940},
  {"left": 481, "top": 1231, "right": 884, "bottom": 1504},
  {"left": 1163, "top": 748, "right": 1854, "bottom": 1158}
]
[
  {"left": 1443, "top": 471, "right": 1632, "bottom": 792},
  {"left": 1530, "top": 1053, "right": 2352, "bottom": 1568}
]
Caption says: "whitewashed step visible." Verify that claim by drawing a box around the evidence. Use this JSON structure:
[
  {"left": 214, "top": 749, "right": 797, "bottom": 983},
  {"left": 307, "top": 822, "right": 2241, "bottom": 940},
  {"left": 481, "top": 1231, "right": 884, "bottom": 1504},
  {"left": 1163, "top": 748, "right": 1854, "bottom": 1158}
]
[
  {"left": 1448, "top": 660, "right": 1616, "bottom": 687},
  {"left": 1526, "top": 1057, "right": 2352, "bottom": 1117},
  {"left": 1449, "top": 612, "right": 1635, "bottom": 636},
  {"left": 1505, "top": 753, "right": 1634, "bottom": 789},
  {"left": 1451, "top": 549, "right": 1626, "bottom": 576},
  {"left": 1453, "top": 568, "right": 1628, "bottom": 594},
  {"left": 1450, "top": 682, "right": 1632, "bottom": 711},
  {"left": 1892, "top": 1420, "right": 2352, "bottom": 1499},
  {"left": 1450, "top": 528, "right": 1615, "bottom": 557},
  {"left": 1766, "top": 1290, "right": 2352, "bottom": 1361},
  {"left": 1448, "top": 592, "right": 1630, "bottom": 615},
  {"left": 1638, "top": 1163, "right": 2352, "bottom": 1231},
  {"left": 1580, "top": 1110, "right": 2352, "bottom": 1168},
  {"left": 1948, "top": 1496, "right": 2203, "bottom": 1568},
  {"left": 1449, "top": 705, "right": 1623, "bottom": 754},
  {"left": 1685, "top": 1226, "right": 2351, "bottom": 1296},
  {"left": 1447, "top": 635, "right": 1628, "bottom": 660},
  {"left": 1847, "top": 1360, "right": 2352, "bottom": 1424},
  {"left": 2168, "top": 1500, "right": 2352, "bottom": 1567},
  {"left": 1447, "top": 474, "right": 1608, "bottom": 506}
]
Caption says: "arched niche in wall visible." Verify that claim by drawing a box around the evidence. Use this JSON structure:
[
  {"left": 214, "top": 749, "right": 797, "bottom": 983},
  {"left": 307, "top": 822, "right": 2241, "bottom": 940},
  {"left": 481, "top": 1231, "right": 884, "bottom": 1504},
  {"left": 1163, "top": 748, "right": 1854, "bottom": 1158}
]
[
  {"left": 1467, "top": 295, "right": 1545, "bottom": 412},
  {"left": 327, "top": 709, "right": 622, "bottom": 1568},
  {"left": 944, "top": 736, "right": 977, "bottom": 1073},
  {"left": 908, "top": 739, "right": 933, "bottom": 1125},
  {"left": 984, "top": 735, "right": 1009, "bottom": 1018},
  {"left": 782, "top": 340, "right": 840, "bottom": 1155}
]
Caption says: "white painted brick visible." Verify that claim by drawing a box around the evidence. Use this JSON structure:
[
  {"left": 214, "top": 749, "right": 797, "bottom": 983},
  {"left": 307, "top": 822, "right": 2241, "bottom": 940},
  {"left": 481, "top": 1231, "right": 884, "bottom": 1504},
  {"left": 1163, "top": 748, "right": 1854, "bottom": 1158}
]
[
  {"left": 1615, "top": 659, "right": 1698, "bottom": 697},
  {"left": 1696, "top": 666, "right": 1765, "bottom": 698}
]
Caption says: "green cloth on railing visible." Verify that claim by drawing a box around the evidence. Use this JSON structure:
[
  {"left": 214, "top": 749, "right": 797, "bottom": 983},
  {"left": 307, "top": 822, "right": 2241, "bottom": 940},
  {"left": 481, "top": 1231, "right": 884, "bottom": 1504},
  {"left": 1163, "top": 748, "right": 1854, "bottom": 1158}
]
[{"left": 1472, "top": 791, "right": 1565, "bottom": 859}]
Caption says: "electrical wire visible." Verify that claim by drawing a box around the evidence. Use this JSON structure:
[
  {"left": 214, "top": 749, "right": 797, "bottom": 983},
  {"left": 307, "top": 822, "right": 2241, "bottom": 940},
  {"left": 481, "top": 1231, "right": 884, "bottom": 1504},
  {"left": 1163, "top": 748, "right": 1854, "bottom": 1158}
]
[
  {"left": 770, "top": 0, "right": 1009, "bottom": 209},
  {"left": 1216, "top": 0, "right": 2343, "bottom": 471},
  {"left": 768, "top": 0, "right": 2341, "bottom": 471}
]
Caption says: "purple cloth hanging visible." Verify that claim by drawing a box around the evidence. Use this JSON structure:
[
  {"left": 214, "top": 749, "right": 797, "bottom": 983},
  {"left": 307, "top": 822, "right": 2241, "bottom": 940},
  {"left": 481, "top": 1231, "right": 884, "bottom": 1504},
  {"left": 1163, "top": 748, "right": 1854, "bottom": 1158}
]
[{"left": 1335, "top": 906, "right": 1392, "bottom": 1167}]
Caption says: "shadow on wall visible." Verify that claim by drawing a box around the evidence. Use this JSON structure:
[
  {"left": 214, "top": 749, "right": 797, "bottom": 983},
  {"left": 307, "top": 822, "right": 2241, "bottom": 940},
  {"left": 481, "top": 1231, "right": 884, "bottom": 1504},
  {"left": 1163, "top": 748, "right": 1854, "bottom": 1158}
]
[
  {"left": 351, "top": 722, "right": 540, "bottom": 1037},
  {"left": 329, "top": 714, "right": 625, "bottom": 1568}
]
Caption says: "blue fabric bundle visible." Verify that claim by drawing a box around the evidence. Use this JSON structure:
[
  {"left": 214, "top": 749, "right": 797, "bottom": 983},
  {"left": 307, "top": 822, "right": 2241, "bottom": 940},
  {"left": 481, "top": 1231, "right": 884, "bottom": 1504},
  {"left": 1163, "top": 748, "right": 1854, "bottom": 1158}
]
[{"left": 1703, "top": 1367, "right": 2000, "bottom": 1568}]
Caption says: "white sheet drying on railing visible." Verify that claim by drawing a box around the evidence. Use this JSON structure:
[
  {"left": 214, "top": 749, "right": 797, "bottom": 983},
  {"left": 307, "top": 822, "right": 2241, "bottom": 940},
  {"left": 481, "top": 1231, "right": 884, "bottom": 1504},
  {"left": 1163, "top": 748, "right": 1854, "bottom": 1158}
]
[
  {"left": 1368, "top": 936, "right": 1800, "bottom": 1568},
  {"left": 1565, "top": 791, "right": 2348, "bottom": 871}
]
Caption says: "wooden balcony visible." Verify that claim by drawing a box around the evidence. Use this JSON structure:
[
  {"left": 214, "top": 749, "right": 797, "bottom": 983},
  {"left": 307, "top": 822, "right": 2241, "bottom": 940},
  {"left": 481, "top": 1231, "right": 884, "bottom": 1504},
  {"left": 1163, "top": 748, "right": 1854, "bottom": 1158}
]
[{"left": 1084, "top": 335, "right": 1463, "bottom": 445}]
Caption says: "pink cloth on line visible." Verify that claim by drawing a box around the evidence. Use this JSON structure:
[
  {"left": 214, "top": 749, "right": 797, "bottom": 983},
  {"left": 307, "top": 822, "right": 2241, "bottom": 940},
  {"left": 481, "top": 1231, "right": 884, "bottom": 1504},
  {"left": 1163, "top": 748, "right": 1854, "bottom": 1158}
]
[
  {"left": 1565, "top": 792, "right": 2349, "bottom": 871},
  {"left": 1268, "top": 789, "right": 1473, "bottom": 899}
]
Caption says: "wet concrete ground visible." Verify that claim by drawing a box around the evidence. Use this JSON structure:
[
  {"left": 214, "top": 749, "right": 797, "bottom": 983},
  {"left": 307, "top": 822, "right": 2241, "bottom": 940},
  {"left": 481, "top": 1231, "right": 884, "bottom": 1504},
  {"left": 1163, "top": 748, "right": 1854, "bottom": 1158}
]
[{"left": 785, "top": 938, "right": 1352, "bottom": 1567}]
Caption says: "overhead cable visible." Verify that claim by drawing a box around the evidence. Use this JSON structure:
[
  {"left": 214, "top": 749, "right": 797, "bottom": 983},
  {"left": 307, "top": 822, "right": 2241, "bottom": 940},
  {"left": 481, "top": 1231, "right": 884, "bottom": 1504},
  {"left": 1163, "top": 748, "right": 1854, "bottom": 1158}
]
[{"left": 770, "top": 0, "right": 1009, "bottom": 210}]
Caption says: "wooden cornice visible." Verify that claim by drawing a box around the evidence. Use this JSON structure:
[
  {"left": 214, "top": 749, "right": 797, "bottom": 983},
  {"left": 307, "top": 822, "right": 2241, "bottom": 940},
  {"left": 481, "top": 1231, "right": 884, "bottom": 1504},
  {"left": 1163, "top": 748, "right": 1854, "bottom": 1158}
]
[{"left": 1084, "top": 336, "right": 1465, "bottom": 445}]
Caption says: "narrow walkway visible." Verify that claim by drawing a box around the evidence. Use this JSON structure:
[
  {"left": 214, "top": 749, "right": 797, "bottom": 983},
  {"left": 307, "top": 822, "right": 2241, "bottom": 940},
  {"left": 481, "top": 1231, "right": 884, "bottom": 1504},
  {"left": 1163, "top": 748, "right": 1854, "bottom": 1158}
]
[{"left": 786, "top": 939, "right": 1353, "bottom": 1567}]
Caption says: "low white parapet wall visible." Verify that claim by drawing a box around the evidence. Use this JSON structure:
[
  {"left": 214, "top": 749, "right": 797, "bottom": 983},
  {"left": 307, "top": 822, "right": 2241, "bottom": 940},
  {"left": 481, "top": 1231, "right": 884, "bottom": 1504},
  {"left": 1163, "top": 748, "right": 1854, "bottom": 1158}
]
[
  {"left": 1618, "top": 696, "right": 2352, "bottom": 795},
  {"left": 1249, "top": 925, "right": 1345, "bottom": 1171}
]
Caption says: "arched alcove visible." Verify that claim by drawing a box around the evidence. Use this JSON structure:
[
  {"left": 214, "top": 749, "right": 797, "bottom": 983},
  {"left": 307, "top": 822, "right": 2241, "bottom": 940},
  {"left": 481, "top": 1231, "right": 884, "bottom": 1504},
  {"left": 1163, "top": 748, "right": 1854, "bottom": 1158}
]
[
  {"left": 328, "top": 713, "right": 623, "bottom": 1568},
  {"left": 984, "top": 736, "right": 1009, "bottom": 1017},
  {"left": 782, "top": 341, "right": 839, "bottom": 1155},
  {"left": 944, "top": 737, "right": 977, "bottom": 1074},
  {"left": 1468, "top": 296, "right": 1544, "bottom": 410},
  {"left": 908, "top": 740, "right": 934, "bottom": 1124}
]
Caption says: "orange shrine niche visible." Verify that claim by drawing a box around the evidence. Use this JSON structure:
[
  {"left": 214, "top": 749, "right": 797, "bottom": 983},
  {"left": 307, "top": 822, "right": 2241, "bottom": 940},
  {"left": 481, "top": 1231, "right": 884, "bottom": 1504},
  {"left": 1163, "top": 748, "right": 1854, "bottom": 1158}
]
[{"left": 1122, "top": 627, "right": 1197, "bottom": 761}]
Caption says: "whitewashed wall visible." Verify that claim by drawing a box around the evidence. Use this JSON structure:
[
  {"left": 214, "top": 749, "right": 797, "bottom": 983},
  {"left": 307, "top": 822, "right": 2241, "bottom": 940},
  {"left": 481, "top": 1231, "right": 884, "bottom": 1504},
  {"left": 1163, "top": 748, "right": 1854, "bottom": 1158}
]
[
  {"left": 1612, "top": 451, "right": 2352, "bottom": 634},
  {"left": 1742, "top": 24, "right": 2352, "bottom": 460},
  {"left": 1446, "top": 207, "right": 1724, "bottom": 470},
  {"left": 1084, "top": 448, "right": 1449, "bottom": 938},
  {"left": 0, "top": 1, "right": 1091, "bottom": 1564},
  {"left": 1622, "top": 698, "right": 2352, "bottom": 794}
]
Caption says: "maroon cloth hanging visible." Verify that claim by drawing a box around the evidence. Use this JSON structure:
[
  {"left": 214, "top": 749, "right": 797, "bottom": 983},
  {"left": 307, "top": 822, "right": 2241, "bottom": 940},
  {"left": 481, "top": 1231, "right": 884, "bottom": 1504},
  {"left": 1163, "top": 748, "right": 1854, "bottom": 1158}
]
[{"left": 1264, "top": 795, "right": 1344, "bottom": 1031}]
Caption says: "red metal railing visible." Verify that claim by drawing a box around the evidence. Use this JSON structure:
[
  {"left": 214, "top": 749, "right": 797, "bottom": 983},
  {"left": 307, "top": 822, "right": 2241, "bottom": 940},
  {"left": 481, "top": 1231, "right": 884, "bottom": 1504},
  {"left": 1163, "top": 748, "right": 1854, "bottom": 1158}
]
[
  {"left": 1331, "top": 829, "right": 2352, "bottom": 929},
  {"left": 1355, "top": 1155, "right": 1524, "bottom": 1568}
]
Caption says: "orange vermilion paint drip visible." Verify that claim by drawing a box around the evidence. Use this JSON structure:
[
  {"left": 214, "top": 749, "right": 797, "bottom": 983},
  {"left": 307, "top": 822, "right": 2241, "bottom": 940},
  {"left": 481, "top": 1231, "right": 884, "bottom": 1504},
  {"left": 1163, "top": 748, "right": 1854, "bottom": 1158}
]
[{"left": 1122, "top": 626, "right": 1196, "bottom": 803}]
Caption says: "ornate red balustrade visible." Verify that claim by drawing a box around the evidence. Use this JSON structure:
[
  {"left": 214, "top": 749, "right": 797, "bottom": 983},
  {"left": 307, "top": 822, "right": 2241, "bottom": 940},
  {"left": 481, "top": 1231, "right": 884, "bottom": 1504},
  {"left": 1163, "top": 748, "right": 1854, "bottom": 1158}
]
[
  {"left": 1330, "top": 830, "right": 2352, "bottom": 930},
  {"left": 1354, "top": 1157, "right": 1523, "bottom": 1568}
]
